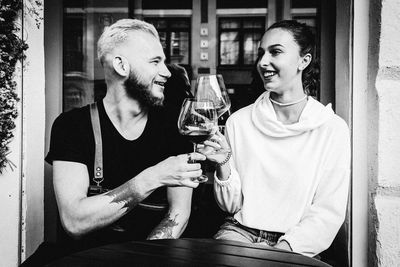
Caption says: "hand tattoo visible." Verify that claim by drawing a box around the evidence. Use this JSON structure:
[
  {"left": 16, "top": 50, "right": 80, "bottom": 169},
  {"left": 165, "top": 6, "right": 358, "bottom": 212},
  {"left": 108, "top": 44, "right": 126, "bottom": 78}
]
[{"left": 147, "top": 212, "right": 179, "bottom": 240}]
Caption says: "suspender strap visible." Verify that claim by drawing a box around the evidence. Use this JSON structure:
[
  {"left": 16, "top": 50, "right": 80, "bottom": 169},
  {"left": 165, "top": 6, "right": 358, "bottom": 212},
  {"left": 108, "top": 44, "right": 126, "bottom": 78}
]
[
  {"left": 89, "top": 102, "right": 166, "bottom": 210},
  {"left": 90, "top": 103, "right": 104, "bottom": 183}
]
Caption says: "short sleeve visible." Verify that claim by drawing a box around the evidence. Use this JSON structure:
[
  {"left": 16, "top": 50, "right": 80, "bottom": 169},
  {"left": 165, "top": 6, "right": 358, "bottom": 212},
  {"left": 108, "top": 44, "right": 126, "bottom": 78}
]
[{"left": 45, "top": 110, "right": 91, "bottom": 166}]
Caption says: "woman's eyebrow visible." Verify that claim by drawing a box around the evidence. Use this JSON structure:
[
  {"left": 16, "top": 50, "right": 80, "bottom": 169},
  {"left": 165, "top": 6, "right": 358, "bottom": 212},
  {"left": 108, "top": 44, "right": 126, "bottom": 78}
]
[{"left": 268, "top": 44, "right": 284, "bottom": 49}]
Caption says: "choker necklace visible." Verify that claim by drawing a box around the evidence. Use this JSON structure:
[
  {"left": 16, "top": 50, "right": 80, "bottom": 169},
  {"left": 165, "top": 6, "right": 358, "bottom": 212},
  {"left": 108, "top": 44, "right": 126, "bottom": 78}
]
[{"left": 269, "top": 95, "right": 308, "bottom": 107}]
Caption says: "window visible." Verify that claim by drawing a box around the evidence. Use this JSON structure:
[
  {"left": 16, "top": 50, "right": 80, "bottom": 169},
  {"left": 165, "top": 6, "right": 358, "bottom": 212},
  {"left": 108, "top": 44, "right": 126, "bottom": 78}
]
[
  {"left": 218, "top": 17, "right": 265, "bottom": 67},
  {"left": 62, "top": 1, "right": 130, "bottom": 111},
  {"left": 145, "top": 18, "right": 191, "bottom": 66}
]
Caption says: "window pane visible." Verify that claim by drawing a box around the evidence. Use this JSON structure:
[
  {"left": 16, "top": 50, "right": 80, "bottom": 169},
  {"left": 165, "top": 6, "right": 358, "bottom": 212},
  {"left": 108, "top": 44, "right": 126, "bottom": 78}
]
[
  {"left": 147, "top": 18, "right": 167, "bottom": 29},
  {"left": 170, "top": 32, "right": 189, "bottom": 64},
  {"left": 220, "top": 32, "right": 239, "bottom": 65},
  {"left": 243, "top": 19, "right": 264, "bottom": 29},
  {"left": 64, "top": 16, "right": 84, "bottom": 72},
  {"left": 293, "top": 17, "right": 317, "bottom": 28},
  {"left": 217, "top": 0, "right": 267, "bottom": 8},
  {"left": 170, "top": 20, "right": 190, "bottom": 29},
  {"left": 243, "top": 32, "right": 262, "bottom": 65},
  {"left": 220, "top": 19, "right": 240, "bottom": 29},
  {"left": 159, "top": 32, "right": 167, "bottom": 50},
  {"left": 143, "top": 0, "right": 192, "bottom": 9},
  {"left": 63, "top": 0, "right": 129, "bottom": 111},
  {"left": 291, "top": 0, "right": 318, "bottom": 8}
]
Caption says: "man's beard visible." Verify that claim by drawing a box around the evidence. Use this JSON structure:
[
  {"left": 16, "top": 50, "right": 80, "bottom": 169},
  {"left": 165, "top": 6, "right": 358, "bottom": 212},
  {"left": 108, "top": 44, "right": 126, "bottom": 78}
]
[{"left": 124, "top": 71, "right": 164, "bottom": 108}]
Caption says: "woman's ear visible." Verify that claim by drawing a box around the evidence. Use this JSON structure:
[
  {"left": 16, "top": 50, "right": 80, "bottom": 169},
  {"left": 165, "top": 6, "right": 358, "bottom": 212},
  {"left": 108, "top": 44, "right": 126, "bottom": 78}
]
[
  {"left": 299, "top": 53, "right": 312, "bottom": 71},
  {"left": 112, "top": 55, "right": 130, "bottom": 77}
]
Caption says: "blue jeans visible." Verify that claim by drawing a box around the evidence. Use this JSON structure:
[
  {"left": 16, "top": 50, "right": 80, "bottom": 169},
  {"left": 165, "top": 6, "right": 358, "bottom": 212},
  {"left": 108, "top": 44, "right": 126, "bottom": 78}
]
[{"left": 214, "top": 217, "right": 283, "bottom": 246}]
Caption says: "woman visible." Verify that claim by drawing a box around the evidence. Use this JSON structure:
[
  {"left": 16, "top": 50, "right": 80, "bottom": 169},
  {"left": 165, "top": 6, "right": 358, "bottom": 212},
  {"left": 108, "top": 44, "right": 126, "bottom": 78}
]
[{"left": 202, "top": 20, "right": 350, "bottom": 257}]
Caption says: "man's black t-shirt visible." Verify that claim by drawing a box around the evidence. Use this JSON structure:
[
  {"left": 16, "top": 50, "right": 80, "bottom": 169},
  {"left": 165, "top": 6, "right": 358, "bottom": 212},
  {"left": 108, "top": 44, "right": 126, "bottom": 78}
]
[{"left": 45, "top": 100, "right": 191, "bottom": 249}]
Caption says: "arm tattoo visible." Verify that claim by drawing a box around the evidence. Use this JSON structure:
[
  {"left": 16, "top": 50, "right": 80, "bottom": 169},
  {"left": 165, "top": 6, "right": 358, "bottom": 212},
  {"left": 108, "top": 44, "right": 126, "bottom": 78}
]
[
  {"left": 105, "top": 182, "right": 143, "bottom": 213},
  {"left": 147, "top": 212, "right": 179, "bottom": 240}
]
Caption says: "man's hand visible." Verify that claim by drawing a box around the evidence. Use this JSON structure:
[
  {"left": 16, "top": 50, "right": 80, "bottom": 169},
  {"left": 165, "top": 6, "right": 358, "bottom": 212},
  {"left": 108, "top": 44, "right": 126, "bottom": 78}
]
[{"left": 151, "top": 152, "right": 206, "bottom": 188}]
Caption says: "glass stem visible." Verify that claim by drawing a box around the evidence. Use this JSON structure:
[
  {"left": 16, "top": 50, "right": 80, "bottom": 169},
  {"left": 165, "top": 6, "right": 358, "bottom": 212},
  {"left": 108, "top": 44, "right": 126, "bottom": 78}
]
[{"left": 190, "top": 142, "right": 197, "bottom": 163}]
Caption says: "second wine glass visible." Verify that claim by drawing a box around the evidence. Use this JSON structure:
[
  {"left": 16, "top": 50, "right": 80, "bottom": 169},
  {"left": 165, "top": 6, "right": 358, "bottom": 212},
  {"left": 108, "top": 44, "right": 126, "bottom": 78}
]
[
  {"left": 194, "top": 74, "right": 231, "bottom": 119},
  {"left": 177, "top": 98, "right": 217, "bottom": 183}
]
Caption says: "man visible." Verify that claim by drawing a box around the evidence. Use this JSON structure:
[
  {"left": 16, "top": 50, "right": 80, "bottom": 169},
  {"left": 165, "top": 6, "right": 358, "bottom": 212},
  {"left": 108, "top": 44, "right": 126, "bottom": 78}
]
[{"left": 46, "top": 19, "right": 204, "bottom": 251}]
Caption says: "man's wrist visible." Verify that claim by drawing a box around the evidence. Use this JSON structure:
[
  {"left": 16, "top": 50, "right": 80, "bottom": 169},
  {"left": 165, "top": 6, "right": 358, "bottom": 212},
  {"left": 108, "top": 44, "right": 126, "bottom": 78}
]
[{"left": 136, "top": 167, "right": 162, "bottom": 192}]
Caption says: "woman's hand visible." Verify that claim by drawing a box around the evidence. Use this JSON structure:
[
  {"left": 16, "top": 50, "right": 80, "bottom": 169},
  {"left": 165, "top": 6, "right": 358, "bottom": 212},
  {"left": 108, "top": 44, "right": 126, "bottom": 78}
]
[{"left": 197, "top": 130, "right": 231, "bottom": 165}]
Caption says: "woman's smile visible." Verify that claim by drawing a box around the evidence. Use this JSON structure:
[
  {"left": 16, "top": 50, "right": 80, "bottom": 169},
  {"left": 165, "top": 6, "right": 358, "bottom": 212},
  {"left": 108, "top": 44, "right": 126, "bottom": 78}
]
[{"left": 260, "top": 70, "right": 278, "bottom": 80}]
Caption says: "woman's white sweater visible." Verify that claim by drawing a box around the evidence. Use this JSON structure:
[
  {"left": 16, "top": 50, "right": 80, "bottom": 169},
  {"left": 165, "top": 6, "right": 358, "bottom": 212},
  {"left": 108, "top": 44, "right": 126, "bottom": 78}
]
[{"left": 214, "top": 92, "right": 350, "bottom": 257}]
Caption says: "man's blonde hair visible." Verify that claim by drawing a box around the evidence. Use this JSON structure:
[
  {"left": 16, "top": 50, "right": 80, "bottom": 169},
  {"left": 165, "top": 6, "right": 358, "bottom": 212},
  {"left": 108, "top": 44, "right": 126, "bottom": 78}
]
[{"left": 97, "top": 19, "right": 159, "bottom": 65}]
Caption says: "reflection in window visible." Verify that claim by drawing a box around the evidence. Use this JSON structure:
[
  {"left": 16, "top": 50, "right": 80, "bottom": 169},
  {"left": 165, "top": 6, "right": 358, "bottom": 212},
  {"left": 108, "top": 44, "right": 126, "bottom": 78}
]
[
  {"left": 219, "top": 17, "right": 265, "bottom": 66},
  {"left": 159, "top": 32, "right": 167, "bottom": 50},
  {"left": 243, "top": 33, "right": 262, "bottom": 65},
  {"left": 220, "top": 19, "right": 240, "bottom": 29},
  {"left": 63, "top": 0, "right": 129, "bottom": 111},
  {"left": 170, "top": 32, "right": 189, "bottom": 64},
  {"left": 145, "top": 18, "right": 191, "bottom": 66},
  {"left": 220, "top": 32, "right": 239, "bottom": 65},
  {"left": 243, "top": 20, "right": 264, "bottom": 29}
]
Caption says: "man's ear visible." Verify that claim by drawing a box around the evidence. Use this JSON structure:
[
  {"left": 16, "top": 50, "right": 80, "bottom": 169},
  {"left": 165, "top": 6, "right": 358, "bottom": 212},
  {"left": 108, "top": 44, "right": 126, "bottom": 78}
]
[
  {"left": 112, "top": 55, "right": 130, "bottom": 77},
  {"left": 299, "top": 53, "right": 312, "bottom": 71}
]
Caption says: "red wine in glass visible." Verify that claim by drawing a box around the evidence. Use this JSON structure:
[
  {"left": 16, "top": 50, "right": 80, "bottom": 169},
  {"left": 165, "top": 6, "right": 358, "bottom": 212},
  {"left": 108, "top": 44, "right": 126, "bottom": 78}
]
[
  {"left": 181, "top": 128, "right": 213, "bottom": 144},
  {"left": 177, "top": 99, "right": 217, "bottom": 183}
]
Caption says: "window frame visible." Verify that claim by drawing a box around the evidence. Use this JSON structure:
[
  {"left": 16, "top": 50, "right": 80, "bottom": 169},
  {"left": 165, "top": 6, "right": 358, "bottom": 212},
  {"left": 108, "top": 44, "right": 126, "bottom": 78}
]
[{"left": 218, "top": 16, "right": 265, "bottom": 68}]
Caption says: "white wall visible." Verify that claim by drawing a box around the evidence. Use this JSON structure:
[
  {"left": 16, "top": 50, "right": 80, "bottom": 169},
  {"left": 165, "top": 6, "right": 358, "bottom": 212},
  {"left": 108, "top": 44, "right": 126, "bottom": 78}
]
[
  {"left": 22, "top": 1, "right": 46, "bottom": 260},
  {"left": 350, "top": 0, "right": 400, "bottom": 266},
  {"left": 0, "top": 70, "right": 22, "bottom": 266},
  {"left": 369, "top": 0, "right": 400, "bottom": 265}
]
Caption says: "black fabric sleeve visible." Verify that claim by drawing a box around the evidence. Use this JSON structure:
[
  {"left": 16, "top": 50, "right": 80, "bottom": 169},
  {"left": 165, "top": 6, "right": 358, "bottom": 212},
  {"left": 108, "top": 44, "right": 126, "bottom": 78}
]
[
  {"left": 45, "top": 110, "right": 90, "bottom": 166},
  {"left": 167, "top": 121, "right": 192, "bottom": 156}
]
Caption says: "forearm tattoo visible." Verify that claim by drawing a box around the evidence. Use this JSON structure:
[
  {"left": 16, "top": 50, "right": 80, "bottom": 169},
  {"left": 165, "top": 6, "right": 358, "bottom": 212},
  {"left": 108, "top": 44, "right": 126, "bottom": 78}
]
[
  {"left": 147, "top": 212, "right": 179, "bottom": 240},
  {"left": 105, "top": 182, "right": 142, "bottom": 213}
]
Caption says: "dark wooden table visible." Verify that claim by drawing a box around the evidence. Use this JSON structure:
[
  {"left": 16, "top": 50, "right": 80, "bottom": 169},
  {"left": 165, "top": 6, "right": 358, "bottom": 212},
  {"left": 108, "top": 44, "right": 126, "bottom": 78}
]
[{"left": 47, "top": 238, "right": 331, "bottom": 267}]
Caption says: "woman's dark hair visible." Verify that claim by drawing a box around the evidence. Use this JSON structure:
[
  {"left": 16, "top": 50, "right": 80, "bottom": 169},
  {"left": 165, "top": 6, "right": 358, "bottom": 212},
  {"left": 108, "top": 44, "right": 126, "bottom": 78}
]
[{"left": 266, "top": 20, "right": 319, "bottom": 96}]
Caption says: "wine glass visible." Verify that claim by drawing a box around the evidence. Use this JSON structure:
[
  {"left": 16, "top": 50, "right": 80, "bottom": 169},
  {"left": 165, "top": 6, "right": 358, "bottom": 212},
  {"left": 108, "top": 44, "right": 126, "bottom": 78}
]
[
  {"left": 177, "top": 98, "right": 217, "bottom": 183},
  {"left": 194, "top": 74, "right": 231, "bottom": 130}
]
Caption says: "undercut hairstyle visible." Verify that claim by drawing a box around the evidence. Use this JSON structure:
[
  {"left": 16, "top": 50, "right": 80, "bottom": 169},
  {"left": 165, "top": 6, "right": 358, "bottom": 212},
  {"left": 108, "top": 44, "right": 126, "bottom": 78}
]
[
  {"left": 97, "top": 19, "right": 159, "bottom": 65},
  {"left": 267, "top": 20, "right": 319, "bottom": 96}
]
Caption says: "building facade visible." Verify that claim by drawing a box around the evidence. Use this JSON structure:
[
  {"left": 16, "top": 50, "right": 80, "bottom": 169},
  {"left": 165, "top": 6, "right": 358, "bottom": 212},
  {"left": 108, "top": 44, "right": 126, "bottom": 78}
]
[{"left": 0, "top": 0, "right": 399, "bottom": 266}]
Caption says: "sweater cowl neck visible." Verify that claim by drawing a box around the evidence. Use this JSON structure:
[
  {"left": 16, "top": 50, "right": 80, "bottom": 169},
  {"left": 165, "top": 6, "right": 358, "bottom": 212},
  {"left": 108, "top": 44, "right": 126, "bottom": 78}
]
[{"left": 251, "top": 91, "right": 334, "bottom": 138}]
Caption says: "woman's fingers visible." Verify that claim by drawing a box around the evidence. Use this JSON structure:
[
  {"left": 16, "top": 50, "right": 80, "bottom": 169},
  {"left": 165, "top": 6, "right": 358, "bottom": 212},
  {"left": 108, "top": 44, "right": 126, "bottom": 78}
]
[{"left": 203, "top": 140, "right": 222, "bottom": 149}]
